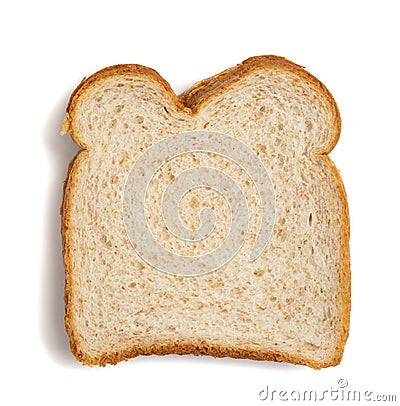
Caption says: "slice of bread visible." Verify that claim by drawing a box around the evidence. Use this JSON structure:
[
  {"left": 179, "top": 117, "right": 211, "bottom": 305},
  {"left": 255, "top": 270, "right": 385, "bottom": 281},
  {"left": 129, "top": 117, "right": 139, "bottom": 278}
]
[{"left": 61, "top": 56, "right": 350, "bottom": 368}]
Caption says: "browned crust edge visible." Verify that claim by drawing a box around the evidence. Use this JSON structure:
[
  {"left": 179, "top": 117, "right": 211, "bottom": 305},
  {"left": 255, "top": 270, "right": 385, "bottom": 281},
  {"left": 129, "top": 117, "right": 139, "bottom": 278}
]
[
  {"left": 74, "top": 341, "right": 335, "bottom": 369},
  {"left": 61, "top": 149, "right": 88, "bottom": 364},
  {"left": 61, "top": 56, "right": 350, "bottom": 369}
]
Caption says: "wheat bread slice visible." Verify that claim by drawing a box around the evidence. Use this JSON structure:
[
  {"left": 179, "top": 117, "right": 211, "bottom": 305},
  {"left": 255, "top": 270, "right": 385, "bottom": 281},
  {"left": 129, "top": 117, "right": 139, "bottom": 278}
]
[{"left": 61, "top": 56, "right": 350, "bottom": 368}]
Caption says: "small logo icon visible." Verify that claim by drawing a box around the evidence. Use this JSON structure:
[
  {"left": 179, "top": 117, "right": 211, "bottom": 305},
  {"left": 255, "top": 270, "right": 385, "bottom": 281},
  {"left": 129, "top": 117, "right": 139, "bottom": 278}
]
[{"left": 123, "top": 131, "right": 275, "bottom": 276}]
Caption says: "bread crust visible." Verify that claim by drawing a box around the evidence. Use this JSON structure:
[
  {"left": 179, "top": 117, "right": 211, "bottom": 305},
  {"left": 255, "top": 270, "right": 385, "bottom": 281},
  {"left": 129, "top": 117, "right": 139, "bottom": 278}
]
[
  {"left": 73, "top": 341, "right": 338, "bottom": 369},
  {"left": 62, "top": 56, "right": 350, "bottom": 369}
]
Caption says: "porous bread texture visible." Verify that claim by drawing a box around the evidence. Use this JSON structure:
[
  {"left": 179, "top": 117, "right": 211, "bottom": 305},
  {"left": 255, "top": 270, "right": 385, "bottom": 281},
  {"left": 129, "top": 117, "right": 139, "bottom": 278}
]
[{"left": 62, "top": 56, "right": 350, "bottom": 368}]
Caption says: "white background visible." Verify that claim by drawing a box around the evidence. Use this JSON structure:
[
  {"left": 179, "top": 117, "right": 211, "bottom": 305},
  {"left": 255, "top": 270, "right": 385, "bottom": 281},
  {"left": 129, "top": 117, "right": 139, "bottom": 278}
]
[{"left": 1, "top": 1, "right": 399, "bottom": 405}]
